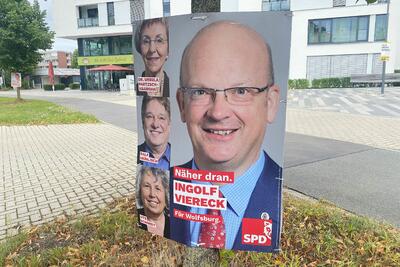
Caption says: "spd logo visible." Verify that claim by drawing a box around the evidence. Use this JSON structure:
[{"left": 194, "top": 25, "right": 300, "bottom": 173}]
[{"left": 241, "top": 218, "right": 272, "bottom": 246}]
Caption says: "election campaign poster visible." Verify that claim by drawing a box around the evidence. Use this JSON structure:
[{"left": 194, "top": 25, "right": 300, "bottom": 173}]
[
  {"left": 11, "top": 72, "right": 21, "bottom": 88},
  {"left": 133, "top": 11, "right": 291, "bottom": 252}
]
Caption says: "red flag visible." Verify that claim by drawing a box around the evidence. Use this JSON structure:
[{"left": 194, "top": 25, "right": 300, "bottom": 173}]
[{"left": 48, "top": 61, "right": 54, "bottom": 85}]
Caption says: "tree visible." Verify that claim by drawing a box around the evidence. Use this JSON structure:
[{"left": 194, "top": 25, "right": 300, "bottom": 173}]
[
  {"left": 0, "top": 0, "right": 54, "bottom": 99},
  {"left": 191, "top": 0, "right": 220, "bottom": 13},
  {"left": 358, "top": 0, "right": 379, "bottom": 3},
  {"left": 71, "top": 49, "right": 79, "bottom": 69}
]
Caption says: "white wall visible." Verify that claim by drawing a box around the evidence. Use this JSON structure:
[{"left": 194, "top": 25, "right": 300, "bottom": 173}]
[
  {"left": 145, "top": 0, "right": 163, "bottom": 19},
  {"left": 291, "top": 0, "right": 369, "bottom": 11},
  {"left": 291, "top": 0, "right": 333, "bottom": 11},
  {"left": 114, "top": 1, "right": 131, "bottom": 25},
  {"left": 170, "top": 0, "right": 191, "bottom": 16},
  {"left": 238, "top": 0, "right": 261, "bottom": 11},
  {"left": 221, "top": 0, "right": 238, "bottom": 12},
  {"left": 53, "top": 0, "right": 132, "bottom": 39},
  {"left": 387, "top": 0, "right": 400, "bottom": 71},
  {"left": 98, "top": 3, "right": 108, "bottom": 26},
  {"left": 53, "top": 0, "right": 77, "bottom": 39},
  {"left": 221, "top": 0, "right": 262, "bottom": 12}
]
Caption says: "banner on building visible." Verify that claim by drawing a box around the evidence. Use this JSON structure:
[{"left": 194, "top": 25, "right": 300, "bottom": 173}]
[{"left": 133, "top": 11, "right": 291, "bottom": 253}]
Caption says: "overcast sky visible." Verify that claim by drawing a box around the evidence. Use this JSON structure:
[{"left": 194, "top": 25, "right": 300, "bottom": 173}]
[{"left": 29, "top": 0, "right": 77, "bottom": 52}]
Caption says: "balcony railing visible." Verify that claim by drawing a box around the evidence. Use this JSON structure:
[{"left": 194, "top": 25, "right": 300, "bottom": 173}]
[
  {"left": 78, "top": 17, "right": 99, "bottom": 28},
  {"left": 262, "top": 0, "right": 290, "bottom": 11}
]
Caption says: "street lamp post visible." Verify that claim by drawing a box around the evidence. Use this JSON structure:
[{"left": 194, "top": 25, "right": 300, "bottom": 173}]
[{"left": 381, "top": 0, "right": 390, "bottom": 94}]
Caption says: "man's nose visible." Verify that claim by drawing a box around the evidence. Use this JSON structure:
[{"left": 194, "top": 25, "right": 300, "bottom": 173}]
[
  {"left": 151, "top": 117, "right": 160, "bottom": 128},
  {"left": 206, "top": 92, "right": 232, "bottom": 120}
]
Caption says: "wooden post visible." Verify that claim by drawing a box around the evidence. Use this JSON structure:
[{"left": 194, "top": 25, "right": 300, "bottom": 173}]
[{"left": 182, "top": 247, "right": 219, "bottom": 266}]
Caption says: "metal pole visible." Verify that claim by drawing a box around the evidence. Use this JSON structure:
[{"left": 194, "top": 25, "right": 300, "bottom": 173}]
[
  {"left": 381, "top": 61, "right": 386, "bottom": 94},
  {"left": 381, "top": 0, "right": 390, "bottom": 94}
]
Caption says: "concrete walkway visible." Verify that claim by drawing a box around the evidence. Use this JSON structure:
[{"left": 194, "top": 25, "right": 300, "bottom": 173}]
[
  {"left": 285, "top": 88, "right": 400, "bottom": 227},
  {"left": 288, "top": 87, "right": 400, "bottom": 117},
  {"left": 0, "top": 123, "right": 136, "bottom": 240}
]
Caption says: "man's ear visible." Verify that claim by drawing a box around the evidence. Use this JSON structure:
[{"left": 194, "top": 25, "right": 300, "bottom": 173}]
[
  {"left": 266, "top": 84, "right": 280, "bottom": 123},
  {"left": 176, "top": 89, "right": 186, "bottom": 123}
]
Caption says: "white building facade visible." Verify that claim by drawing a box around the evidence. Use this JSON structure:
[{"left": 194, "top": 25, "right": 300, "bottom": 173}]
[
  {"left": 221, "top": 0, "right": 399, "bottom": 80},
  {"left": 53, "top": 0, "right": 398, "bottom": 87}
]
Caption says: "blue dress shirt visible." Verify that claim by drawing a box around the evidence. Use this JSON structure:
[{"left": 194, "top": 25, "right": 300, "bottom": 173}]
[
  {"left": 189, "top": 152, "right": 265, "bottom": 249},
  {"left": 141, "top": 142, "right": 170, "bottom": 170}
]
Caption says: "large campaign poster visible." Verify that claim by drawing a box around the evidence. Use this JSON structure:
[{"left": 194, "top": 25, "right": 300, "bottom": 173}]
[{"left": 133, "top": 11, "right": 291, "bottom": 252}]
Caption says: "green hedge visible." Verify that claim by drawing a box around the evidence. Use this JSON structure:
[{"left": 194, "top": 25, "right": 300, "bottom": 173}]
[
  {"left": 288, "top": 79, "right": 309, "bottom": 89},
  {"left": 43, "top": 84, "right": 65, "bottom": 91},
  {"left": 21, "top": 79, "right": 30, "bottom": 89},
  {"left": 311, "top": 77, "right": 351, "bottom": 88},
  {"left": 69, "top": 82, "right": 80, "bottom": 89}
]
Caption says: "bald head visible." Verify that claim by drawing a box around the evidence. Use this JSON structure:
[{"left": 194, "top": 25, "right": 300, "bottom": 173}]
[
  {"left": 176, "top": 21, "right": 281, "bottom": 175},
  {"left": 180, "top": 21, "right": 274, "bottom": 88}
]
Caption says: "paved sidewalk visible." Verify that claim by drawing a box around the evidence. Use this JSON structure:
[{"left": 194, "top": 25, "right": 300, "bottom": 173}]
[
  {"left": 0, "top": 124, "right": 136, "bottom": 240},
  {"left": 288, "top": 87, "right": 400, "bottom": 117},
  {"left": 286, "top": 108, "right": 400, "bottom": 151},
  {"left": 0, "top": 89, "right": 136, "bottom": 107}
]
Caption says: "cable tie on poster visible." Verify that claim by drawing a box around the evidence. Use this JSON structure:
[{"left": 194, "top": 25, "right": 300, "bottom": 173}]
[{"left": 191, "top": 15, "right": 208, "bottom": 21}]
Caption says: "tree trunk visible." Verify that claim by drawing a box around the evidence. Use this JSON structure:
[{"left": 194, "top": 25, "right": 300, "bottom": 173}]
[
  {"left": 182, "top": 247, "right": 219, "bottom": 266},
  {"left": 16, "top": 87, "right": 21, "bottom": 100}
]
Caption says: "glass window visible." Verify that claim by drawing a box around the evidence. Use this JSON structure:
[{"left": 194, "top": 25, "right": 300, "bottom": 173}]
[
  {"left": 82, "top": 36, "right": 132, "bottom": 56},
  {"left": 111, "top": 38, "right": 120, "bottom": 55},
  {"left": 375, "top": 14, "right": 387, "bottom": 41},
  {"left": 118, "top": 36, "right": 132, "bottom": 55},
  {"left": 87, "top": 8, "right": 98, "bottom": 18},
  {"left": 308, "top": 20, "right": 331, "bottom": 44},
  {"left": 82, "top": 38, "right": 109, "bottom": 56},
  {"left": 357, "top": 16, "right": 369, "bottom": 41},
  {"left": 332, "top": 17, "right": 357, "bottom": 43},
  {"left": 319, "top": 20, "right": 332, "bottom": 43},
  {"left": 308, "top": 21, "right": 319, "bottom": 44},
  {"left": 107, "top": 2, "right": 115, "bottom": 26},
  {"left": 163, "top": 0, "right": 170, "bottom": 17},
  {"left": 309, "top": 16, "right": 368, "bottom": 44}
]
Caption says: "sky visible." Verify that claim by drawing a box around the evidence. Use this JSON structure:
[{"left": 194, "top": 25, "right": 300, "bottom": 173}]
[{"left": 29, "top": 0, "right": 77, "bottom": 52}]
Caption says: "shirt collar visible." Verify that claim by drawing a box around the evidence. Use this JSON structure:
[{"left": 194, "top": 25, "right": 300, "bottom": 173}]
[
  {"left": 192, "top": 153, "right": 265, "bottom": 217},
  {"left": 144, "top": 142, "right": 171, "bottom": 162}
]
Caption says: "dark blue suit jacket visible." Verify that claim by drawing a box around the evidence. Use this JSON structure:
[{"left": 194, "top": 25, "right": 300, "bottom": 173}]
[{"left": 169, "top": 152, "right": 282, "bottom": 252}]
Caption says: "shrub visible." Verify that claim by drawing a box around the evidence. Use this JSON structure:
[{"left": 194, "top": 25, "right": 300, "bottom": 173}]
[
  {"left": 394, "top": 69, "right": 400, "bottom": 73},
  {"left": 341, "top": 77, "right": 351, "bottom": 88},
  {"left": 21, "top": 79, "right": 30, "bottom": 89},
  {"left": 69, "top": 82, "right": 80, "bottom": 89},
  {"left": 43, "top": 84, "right": 65, "bottom": 91},
  {"left": 312, "top": 79, "right": 321, "bottom": 88},
  {"left": 311, "top": 77, "right": 351, "bottom": 88},
  {"left": 288, "top": 79, "right": 309, "bottom": 89}
]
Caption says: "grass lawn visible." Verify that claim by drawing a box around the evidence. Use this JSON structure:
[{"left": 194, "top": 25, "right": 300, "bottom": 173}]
[
  {"left": 0, "top": 97, "right": 98, "bottom": 125},
  {"left": 1, "top": 193, "right": 399, "bottom": 266}
]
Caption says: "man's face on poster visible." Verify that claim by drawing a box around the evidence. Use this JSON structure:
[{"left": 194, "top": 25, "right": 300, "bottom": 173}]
[
  {"left": 143, "top": 99, "right": 170, "bottom": 149},
  {"left": 177, "top": 23, "right": 280, "bottom": 175}
]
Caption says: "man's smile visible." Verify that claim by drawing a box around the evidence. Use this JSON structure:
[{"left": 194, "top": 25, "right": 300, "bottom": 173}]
[{"left": 203, "top": 128, "right": 237, "bottom": 136}]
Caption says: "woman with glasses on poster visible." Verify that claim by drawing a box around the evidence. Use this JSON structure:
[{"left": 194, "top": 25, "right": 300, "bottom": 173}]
[{"left": 135, "top": 18, "right": 170, "bottom": 97}]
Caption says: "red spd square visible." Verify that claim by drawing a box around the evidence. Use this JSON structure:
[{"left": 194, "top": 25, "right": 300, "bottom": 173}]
[{"left": 241, "top": 218, "right": 272, "bottom": 246}]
